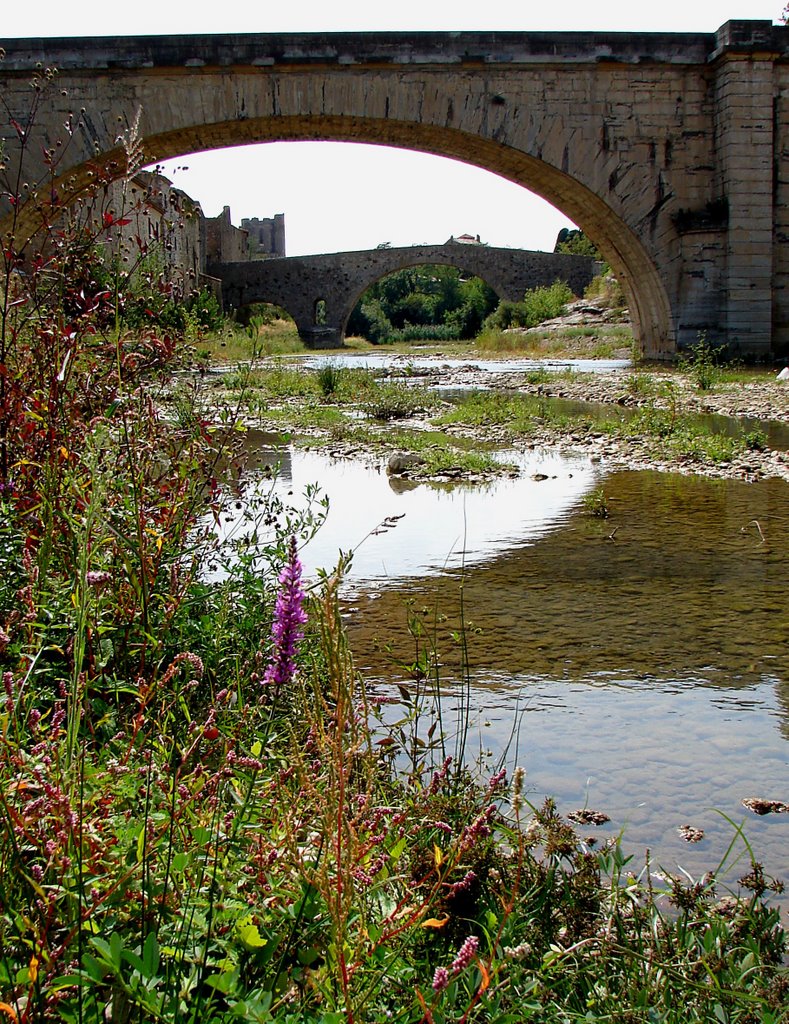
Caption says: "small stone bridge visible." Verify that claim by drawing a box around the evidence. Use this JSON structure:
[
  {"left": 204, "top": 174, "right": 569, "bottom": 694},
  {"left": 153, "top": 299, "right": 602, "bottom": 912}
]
[
  {"left": 209, "top": 245, "right": 598, "bottom": 346},
  {"left": 2, "top": 21, "right": 789, "bottom": 357}
]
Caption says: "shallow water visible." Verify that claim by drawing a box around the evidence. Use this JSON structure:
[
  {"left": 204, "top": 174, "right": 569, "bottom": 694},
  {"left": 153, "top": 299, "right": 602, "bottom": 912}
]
[
  {"left": 301, "top": 351, "right": 631, "bottom": 374},
  {"left": 227, "top": 436, "right": 789, "bottom": 913}
]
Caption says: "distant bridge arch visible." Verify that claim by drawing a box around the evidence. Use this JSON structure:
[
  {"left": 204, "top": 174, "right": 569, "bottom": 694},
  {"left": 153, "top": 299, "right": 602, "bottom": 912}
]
[
  {"left": 2, "top": 22, "right": 788, "bottom": 357},
  {"left": 211, "top": 244, "right": 598, "bottom": 347}
]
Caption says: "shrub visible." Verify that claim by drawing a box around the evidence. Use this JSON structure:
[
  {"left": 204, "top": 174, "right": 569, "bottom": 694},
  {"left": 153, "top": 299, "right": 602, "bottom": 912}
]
[
  {"left": 680, "top": 334, "right": 725, "bottom": 391},
  {"left": 584, "top": 272, "right": 626, "bottom": 309},
  {"left": 484, "top": 280, "right": 573, "bottom": 331}
]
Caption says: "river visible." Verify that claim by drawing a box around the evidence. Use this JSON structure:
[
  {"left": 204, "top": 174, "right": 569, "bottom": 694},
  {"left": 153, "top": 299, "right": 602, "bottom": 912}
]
[{"left": 217, "top": 399, "right": 789, "bottom": 915}]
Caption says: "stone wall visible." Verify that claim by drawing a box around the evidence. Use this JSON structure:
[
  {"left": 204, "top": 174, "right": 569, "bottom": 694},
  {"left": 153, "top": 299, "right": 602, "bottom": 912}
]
[
  {"left": 205, "top": 206, "right": 250, "bottom": 264},
  {"left": 241, "top": 213, "right": 286, "bottom": 257}
]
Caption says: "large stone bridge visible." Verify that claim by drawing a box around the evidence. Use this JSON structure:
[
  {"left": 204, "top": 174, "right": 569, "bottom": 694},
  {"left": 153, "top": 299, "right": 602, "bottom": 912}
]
[
  {"left": 209, "top": 244, "right": 598, "bottom": 346},
  {"left": 2, "top": 22, "right": 789, "bottom": 358}
]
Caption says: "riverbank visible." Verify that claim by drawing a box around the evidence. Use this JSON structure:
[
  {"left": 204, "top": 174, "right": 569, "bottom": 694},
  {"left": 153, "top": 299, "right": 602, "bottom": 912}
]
[{"left": 197, "top": 355, "right": 789, "bottom": 484}]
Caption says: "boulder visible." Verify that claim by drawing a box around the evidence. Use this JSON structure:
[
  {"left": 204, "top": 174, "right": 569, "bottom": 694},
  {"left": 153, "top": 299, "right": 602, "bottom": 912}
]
[{"left": 387, "top": 452, "right": 426, "bottom": 475}]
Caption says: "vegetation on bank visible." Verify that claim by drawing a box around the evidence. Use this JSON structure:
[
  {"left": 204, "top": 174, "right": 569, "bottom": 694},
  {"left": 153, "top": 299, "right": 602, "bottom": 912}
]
[
  {"left": 347, "top": 265, "right": 499, "bottom": 344},
  {"left": 433, "top": 388, "right": 770, "bottom": 466},
  {"left": 1, "top": 81, "right": 786, "bottom": 1023}
]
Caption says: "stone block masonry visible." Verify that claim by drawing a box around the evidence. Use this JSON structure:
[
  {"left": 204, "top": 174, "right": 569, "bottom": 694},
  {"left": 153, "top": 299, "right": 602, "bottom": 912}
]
[{"left": 2, "top": 21, "right": 788, "bottom": 357}]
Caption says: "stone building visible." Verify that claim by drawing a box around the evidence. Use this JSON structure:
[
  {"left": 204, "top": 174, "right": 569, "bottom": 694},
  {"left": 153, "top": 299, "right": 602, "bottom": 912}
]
[
  {"left": 100, "top": 169, "right": 204, "bottom": 299},
  {"left": 98, "top": 179, "right": 284, "bottom": 297},
  {"left": 205, "top": 205, "right": 250, "bottom": 264},
  {"left": 241, "top": 213, "right": 286, "bottom": 258}
]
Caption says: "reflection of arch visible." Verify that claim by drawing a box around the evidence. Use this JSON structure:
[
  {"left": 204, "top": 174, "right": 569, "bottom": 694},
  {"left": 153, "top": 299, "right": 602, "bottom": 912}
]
[{"left": 4, "top": 27, "right": 783, "bottom": 357}]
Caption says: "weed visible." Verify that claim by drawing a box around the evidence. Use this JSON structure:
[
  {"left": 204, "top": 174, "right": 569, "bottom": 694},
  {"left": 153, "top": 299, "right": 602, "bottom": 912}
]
[
  {"left": 361, "top": 381, "right": 436, "bottom": 420},
  {"left": 681, "top": 333, "right": 725, "bottom": 391},
  {"left": 582, "top": 485, "right": 610, "bottom": 517},
  {"left": 625, "top": 372, "right": 655, "bottom": 396},
  {"left": 744, "top": 428, "right": 768, "bottom": 451},
  {"left": 316, "top": 360, "right": 344, "bottom": 396}
]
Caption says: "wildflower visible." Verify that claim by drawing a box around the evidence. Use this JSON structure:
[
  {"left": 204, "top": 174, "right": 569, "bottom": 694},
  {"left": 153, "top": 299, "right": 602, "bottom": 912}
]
[
  {"left": 262, "top": 536, "right": 307, "bottom": 695},
  {"left": 451, "top": 935, "right": 479, "bottom": 974},
  {"left": 85, "top": 569, "right": 112, "bottom": 587},
  {"left": 504, "top": 942, "right": 532, "bottom": 961},
  {"left": 512, "top": 766, "right": 525, "bottom": 813},
  {"left": 446, "top": 870, "right": 478, "bottom": 898},
  {"left": 432, "top": 967, "right": 450, "bottom": 992},
  {"left": 429, "top": 755, "right": 453, "bottom": 794}
]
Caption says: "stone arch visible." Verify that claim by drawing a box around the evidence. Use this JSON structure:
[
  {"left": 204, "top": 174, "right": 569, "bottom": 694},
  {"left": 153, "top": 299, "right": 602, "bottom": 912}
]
[
  {"left": 3, "top": 111, "right": 672, "bottom": 357},
  {"left": 150, "top": 116, "right": 674, "bottom": 354},
  {"left": 335, "top": 255, "right": 528, "bottom": 342},
  {"left": 4, "top": 26, "right": 787, "bottom": 357},
  {"left": 313, "top": 298, "right": 328, "bottom": 326},
  {"left": 211, "top": 244, "right": 597, "bottom": 347}
]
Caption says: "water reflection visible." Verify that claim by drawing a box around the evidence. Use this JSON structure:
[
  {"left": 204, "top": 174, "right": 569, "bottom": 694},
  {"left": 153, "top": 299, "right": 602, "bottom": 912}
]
[
  {"left": 230, "top": 439, "right": 789, "bottom": 906},
  {"left": 346, "top": 470, "right": 789, "bottom": 683},
  {"left": 238, "top": 444, "right": 600, "bottom": 585}
]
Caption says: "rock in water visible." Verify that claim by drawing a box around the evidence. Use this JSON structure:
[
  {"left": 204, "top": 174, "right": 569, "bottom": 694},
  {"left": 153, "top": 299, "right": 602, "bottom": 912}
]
[{"left": 387, "top": 452, "right": 425, "bottom": 476}]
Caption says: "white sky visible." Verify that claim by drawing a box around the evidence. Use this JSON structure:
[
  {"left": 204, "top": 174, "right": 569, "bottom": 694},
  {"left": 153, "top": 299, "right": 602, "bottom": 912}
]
[{"left": 4, "top": 1, "right": 785, "bottom": 256}]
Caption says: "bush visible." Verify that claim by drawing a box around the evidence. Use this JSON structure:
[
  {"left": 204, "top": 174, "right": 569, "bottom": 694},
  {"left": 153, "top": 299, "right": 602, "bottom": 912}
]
[
  {"left": 680, "top": 334, "right": 725, "bottom": 390},
  {"left": 484, "top": 280, "right": 573, "bottom": 331},
  {"left": 584, "top": 272, "right": 626, "bottom": 309}
]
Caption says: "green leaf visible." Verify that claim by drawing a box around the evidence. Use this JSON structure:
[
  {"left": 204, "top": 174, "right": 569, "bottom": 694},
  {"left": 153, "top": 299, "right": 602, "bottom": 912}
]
[
  {"left": 142, "top": 931, "right": 160, "bottom": 977},
  {"left": 89, "top": 937, "right": 112, "bottom": 963},
  {"left": 171, "top": 852, "right": 189, "bottom": 873},
  {"left": 204, "top": 970, "right": 238, "bottom": 995},
  {"left": 389, "top": 836, "right": 407, "bottom": 863},
  {"left": 81, "top": 953, "right": 108, "bottom": 983},
  {"left": 120, "top": 949, "right": 145, "bottom": 975},
  {"left": 237, "top": 917, "right": 267, "bottom": 950},
  {"left": 110, "top": 931, "right": 123, "bottom": 969}
]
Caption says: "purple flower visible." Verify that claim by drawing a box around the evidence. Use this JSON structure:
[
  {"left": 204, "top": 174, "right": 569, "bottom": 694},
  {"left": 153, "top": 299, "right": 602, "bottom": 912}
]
[
  {"left": 262, "top": 536, "right": 307, "bottom": 696},
  {"left": 432, "top": 967, "right": 450, "bottom": 992},
  {"left": 451, "top": 935, "right": 479, "bottom": 974}
]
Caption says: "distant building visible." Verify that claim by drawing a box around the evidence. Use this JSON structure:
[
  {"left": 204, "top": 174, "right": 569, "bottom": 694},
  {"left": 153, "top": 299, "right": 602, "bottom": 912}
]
[
  {"left": 447, "top": 233, "right": 483, "bottom": 245},
  {"left": 94, "top": 180, "right": 285, "bottom": 297},
  {"left": 205, "top": 205, "right": 250, "bottom": 264},
  {"left": 242, "top": 213, "right": 286, "bottom": 258},
  {"left": 98, "top": 169, "right": 204, "bottom": 299}
]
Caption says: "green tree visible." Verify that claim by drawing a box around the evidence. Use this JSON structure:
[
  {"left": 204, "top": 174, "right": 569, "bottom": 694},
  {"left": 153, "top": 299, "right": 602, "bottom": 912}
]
[
  {"left": 554, "top": 227, "right": 602, "bottom": 260},
  {"left": 348, "top": 265, "right": 497, "bottom": 343}
]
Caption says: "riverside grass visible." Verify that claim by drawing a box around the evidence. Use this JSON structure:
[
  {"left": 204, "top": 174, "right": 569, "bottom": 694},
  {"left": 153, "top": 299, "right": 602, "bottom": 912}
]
[{"left": 1, "top": 92, "right": 787, "bottom": 1023}]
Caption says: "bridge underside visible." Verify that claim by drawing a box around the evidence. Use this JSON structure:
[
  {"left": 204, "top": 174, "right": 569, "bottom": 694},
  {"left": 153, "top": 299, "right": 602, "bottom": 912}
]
[{"left": 1, "top": 22, "right": 788, "bottom": 359}]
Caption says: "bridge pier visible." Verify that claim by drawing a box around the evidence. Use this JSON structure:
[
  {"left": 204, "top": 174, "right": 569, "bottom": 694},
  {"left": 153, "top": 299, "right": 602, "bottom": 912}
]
[{"left": 297, "top": 325, "right": 344, "bottom": 349}]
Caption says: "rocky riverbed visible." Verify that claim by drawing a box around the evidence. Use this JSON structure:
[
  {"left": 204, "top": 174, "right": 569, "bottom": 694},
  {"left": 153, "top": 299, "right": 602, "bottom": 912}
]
[
  {"left": 328, "top": 359, "right": 789, "bottom": 484},
  {"left": 196, "top": 352, "right": 789, "bottom": 485}
]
